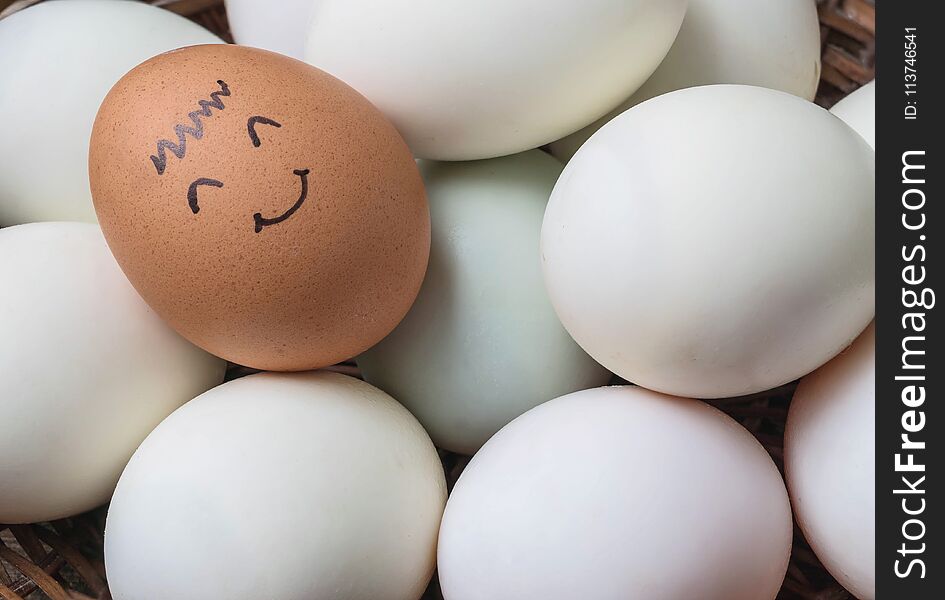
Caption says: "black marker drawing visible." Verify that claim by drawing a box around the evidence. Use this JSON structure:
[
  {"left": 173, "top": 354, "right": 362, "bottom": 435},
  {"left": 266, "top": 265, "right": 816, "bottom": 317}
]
[
  {"left": 253, "top": 169, "right": 310, "bottom": 233},
  {"left": 247, "top": 116, "right": 282, "bottom": 147},
  {"left": 173, "top": 105, "right": 308, "bottom": 232},
  {"left": 150, "top": 80, "right": 231, "bottom": 175},
  {"left": 187, "top": 178, "right": 224, "bottom": 214}
]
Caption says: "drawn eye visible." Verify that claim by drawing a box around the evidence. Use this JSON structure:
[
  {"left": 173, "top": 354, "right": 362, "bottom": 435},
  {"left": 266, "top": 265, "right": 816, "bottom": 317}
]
[
  {"left": 187, "top": 178, "right": 224, "bottom": 214},
  {"left": 247, "top": 116, "right": 282, "bottom": 147}
]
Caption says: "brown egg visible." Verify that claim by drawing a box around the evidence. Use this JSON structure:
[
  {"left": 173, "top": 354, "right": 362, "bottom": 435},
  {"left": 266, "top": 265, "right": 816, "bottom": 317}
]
[{"left": 89, "top": 45, "right": 429, "bottom": 371}]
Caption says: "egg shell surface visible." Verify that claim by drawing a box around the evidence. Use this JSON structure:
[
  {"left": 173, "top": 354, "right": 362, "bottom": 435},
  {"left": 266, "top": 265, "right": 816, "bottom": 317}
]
[
  {"left": 358, "top": 151, "right": 610, "bottom": 455},
  {"left": 104, "top": 371, "right": 447, "bottom": 600},
  {"left": 830, "top": 80, "right": 875, "bottom": 149},
  {"left": 541, "top": 84, "right": 875, "bottom": 398},
  {"left": 0, "top": 0, "right": 222, "bottom": 226},
  {"left": 786, "top": 323, "right": 875, "bottom": 599},
  {"left": 438, "top": 385, "right": 793, "bottom": 600},
  {"left": 304, "top": 0, "right": 687, "bottom": 160},
  {"left": 89, "top": 44, "right": 430, "bottom": 371},
  {"left": 549, "top": 0, "right": 821, "bottom": 160},
  {"left": 224, "top": 0, "right": 315, "bottom": 59},
  {"left": 0, "top": 222, "right": 225, "bottom": 524}
]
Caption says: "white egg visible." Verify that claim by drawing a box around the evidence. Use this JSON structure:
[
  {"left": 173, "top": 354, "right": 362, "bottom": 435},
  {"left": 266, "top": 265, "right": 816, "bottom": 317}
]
[
  {"left": 541, "top": 85, "right": 875, "bottom": 399},
  {"left": 304, "top": 0, "right": 686, "bottom": 160},
  {"left": 0, "top": 222, "right": 224, "bottom": 524},
  {"left": 786, "top": 323, "right": 875, "bottom": 599},
  {"left": 438, "top": 386, "right": 793, "bottom": 600},
  {"left": 358, "top": 151, "right": 610, "bottom": 455},
  {"left": 830, "top": 80, "right": 875, "bottom": 149},
  {"left": 224, "top": 0, "right": 315, "bottom": 59},
  {"left": 0, "top": 0, "right": 222, "bottom": 226},
  {"left": 549, "top": 0, "right": 821, "bottom": 161},
  {"left": 105, "top": 371, "right": 447, "bottom": 600}
]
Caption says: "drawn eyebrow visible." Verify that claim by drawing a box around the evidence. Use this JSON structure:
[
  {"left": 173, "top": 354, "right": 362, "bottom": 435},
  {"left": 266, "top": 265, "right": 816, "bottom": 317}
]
[
  {"left": 187, "top": 178, "right": 224, "bottom": 214},
  {"left": 151, "top": 80, "right": 230, "bottom": 176},
  {"left": 247, "top": 116, "right": 282, "bottom": 147}
]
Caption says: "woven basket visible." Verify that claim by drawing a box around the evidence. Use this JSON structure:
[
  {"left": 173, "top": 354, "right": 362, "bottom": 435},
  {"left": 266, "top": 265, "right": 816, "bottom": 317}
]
[{"left": 0, "top": 1, "right": 875, "bottom": 598}]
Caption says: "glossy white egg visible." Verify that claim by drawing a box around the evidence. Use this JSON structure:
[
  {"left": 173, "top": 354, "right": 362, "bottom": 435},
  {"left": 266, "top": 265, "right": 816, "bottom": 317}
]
[
  {"left": 438, "top": 386, "right": 793, "bottom": 599},
  {"left": 304, "top": 0, "right": 687, "bottom": 160},
  {"left": 224, "top": 0, "right": 314, "bottom": 59},
  {"left": 786, "top": 323, "right": 875, "bottom": 600},
  {"left": 0, "top": 0, "right": 222, "bottom": 225},
  {"left": 541, "top": 85, "right": 875, "bottom": 398},
  {"left": 105, "top": 371, "right": 447, "bottom": 600},
  {"left": 550, "top": 0, "right": 821, "bottom": 161},
  {"left": 358, "top": 151, "right": 610, "bottom": 455},
  {"left": 0, "top": 222, "right": 225, "bottom": 524},
  {"left": 830, "top": 80, "right": 875, "bottom": 148}
]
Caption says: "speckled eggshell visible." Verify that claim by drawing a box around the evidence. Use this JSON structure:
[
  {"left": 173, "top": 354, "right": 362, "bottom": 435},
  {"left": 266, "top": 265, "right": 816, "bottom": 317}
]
[
  {"left": 89, "top": 44, "right": 429, "bottom": 371},
  {"left": 0, "top": 0, "right": 223, "bottom": 226}
]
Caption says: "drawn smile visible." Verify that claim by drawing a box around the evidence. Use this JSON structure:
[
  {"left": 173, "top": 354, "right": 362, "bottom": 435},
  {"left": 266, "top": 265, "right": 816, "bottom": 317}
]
[
  {"left": 187, "top": 168, "right": 312, "bottom": 233},
  {"left": 253, "top": 168, "right": 310, "bottom": 233},
  {"left": 153, "top": 85, "right": 314, "bottom": 234}
]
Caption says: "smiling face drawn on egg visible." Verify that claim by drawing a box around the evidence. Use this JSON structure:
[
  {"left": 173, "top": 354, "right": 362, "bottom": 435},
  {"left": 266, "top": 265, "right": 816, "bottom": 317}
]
[{"left": 148, "top": 80, "right": 311, "bottom": 233}]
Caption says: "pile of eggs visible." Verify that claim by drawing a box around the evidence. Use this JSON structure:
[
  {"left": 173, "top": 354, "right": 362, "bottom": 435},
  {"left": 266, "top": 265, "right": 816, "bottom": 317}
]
[{"left": 0, "top": 1, "right": 875, "bottom": 599}]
